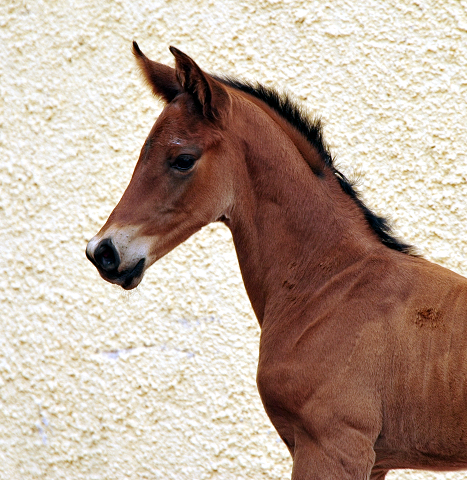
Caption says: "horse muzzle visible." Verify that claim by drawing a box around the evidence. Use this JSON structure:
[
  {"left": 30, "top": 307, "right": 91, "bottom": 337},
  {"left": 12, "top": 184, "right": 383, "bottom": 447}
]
[{"left": 86, "top": 237, "right": 146, "bottom": 290}]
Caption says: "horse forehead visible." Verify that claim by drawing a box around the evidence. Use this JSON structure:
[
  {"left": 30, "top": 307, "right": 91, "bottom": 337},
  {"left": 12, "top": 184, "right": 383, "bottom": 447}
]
[
  {"left": 168, "top": 136, "right": 189, "bottom": 146},
  {"left": 152, "top": 103, "right": 204, "bottom": 141},
  {"left": 150, "top": 126, "right": 205, "bottom": 150},
  {"left": 149, "top": 121, "right": 217, "bottom": 156}
]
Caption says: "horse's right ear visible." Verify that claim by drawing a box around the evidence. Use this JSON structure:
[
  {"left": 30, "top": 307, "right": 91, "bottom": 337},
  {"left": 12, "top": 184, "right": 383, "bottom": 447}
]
[
  {"left": 169, "top": 46, "right": 231, "bottom": 123},
  {"left": 132, "top": 41, "right": 181, "bottom": 103}
]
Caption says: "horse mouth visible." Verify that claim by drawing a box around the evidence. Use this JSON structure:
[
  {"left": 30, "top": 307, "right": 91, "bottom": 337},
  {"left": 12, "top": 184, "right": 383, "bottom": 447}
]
[
  {"left": 86, "top": 250, "right": 146, "bottom": 290},
  {"left": 117, "top": 258, "right": 146, "bottom": 289}
]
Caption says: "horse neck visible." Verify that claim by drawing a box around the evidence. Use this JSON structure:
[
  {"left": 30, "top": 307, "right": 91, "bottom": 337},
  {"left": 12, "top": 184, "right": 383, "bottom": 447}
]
[{"left": 225, "top": 94, "right": 384, "bottom": 325}]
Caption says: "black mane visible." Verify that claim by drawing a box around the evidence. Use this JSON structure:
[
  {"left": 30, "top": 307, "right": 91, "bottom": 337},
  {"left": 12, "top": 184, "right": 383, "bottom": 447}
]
[{"left": 217, "top": 77, "right": 416, "bottom": 256}]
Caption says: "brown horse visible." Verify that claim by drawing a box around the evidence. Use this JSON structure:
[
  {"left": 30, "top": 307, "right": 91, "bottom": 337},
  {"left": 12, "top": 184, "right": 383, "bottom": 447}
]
[{"left": 86, "top": 43, "right": 467, "bottom": 479}]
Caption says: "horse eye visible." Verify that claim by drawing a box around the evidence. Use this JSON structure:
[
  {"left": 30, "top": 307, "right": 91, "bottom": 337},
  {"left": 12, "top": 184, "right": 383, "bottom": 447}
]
[{"left": 171, "top": 154, "right": 196, "bottom": 171}]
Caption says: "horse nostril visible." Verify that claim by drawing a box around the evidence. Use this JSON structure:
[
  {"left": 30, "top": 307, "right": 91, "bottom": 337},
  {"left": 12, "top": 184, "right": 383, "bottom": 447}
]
[{"left": 94, "top": 238, "right": 120, "bottom": 272}]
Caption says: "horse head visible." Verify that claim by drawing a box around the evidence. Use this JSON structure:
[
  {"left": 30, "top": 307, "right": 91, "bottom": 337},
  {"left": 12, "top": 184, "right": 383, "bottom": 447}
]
[{"left": 86, "top": 44, "right": 235, "bottom": 289}]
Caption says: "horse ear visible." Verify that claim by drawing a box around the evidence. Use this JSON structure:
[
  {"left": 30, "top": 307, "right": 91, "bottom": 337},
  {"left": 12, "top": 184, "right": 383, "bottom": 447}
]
[
  {"left": 169, "top": 46, "right": 231, "bottom": 122},
  {"left": 132, "top": 41, "right": 181, "bottom": 103}
]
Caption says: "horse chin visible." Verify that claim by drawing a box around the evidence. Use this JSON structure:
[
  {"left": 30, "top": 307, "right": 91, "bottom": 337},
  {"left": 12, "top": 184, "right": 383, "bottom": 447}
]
[
  {"left": 118, "top": 272, "right": 144, "bottom": 290},
  {"left": 120, "top": 276, "right": 143, "bottom": 290}
]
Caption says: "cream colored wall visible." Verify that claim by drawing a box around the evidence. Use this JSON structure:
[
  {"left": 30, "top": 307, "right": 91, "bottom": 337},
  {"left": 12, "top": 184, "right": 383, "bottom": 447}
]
[{"left": 2, "top": 0, "right": 467, "bottom": 478}]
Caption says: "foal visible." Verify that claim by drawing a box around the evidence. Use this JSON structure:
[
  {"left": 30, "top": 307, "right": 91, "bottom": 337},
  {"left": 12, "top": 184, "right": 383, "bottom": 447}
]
[{"left": 87, "top": 43, "right": 467, "bottom": 479}]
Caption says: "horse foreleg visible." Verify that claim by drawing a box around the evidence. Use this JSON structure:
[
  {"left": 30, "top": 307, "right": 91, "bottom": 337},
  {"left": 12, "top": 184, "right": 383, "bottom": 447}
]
[
  {"left": 369, "top": 468, "right": 389, "bottom": 480},
  {"left": 290, "top": 429, "right": 376, "bottom": 480}
]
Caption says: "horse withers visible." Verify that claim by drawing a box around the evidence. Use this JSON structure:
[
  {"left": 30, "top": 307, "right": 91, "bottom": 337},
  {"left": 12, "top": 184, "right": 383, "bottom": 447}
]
[{"left": 86, "top": 43, "right": 467, "bottom": 479}]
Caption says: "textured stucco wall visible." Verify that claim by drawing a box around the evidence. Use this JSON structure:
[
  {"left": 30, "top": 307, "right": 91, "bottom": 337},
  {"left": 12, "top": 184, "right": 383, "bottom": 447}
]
[{"left": 2, "top": 0, "right": 467, "bottom": 479}]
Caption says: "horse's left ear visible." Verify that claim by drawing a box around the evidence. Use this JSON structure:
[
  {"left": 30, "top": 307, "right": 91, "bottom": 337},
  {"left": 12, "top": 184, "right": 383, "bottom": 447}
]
[
  {"left": 169, "top": 46, "right": 231, "bottom": 122},
  {"left": 133, "top": 42, "right": 181, "bottom": 103}
]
